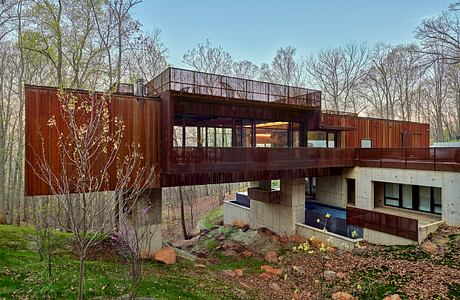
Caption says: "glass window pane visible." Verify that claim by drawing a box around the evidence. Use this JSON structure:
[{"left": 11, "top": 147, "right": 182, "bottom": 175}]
[
  {"left": 292, "top": 123, "right": 301, "bottom": 148},
  {"left": 223, "top": 128, "right": 232, "bottom": 147},
  {"left": 242, "top": 120, "right": 252, "bottom": 147},
  {"left": 433, "top": 187, "right": 441, "bottom": 214},
  {"left": 327, "top": 132, "right": 336, "bottom": 148},
  {"left": 216, "top": 128, "right": 223, "bottom": 147},
  {"left": 419, "top": 186, "right": 431, "bottom": 212},
  {"left": 207, "top": 127, "right": 215, "bottom": 147},
  {"left": 185, "top": 127, "right": 198, "bottom": 146},
  {"left": 385, "top": 183, "right": 400, "bottom": 199},
  {"left": 255, "top": 121, "right": 288, "bottom": 147},
  {"left": 173, "top": 126, "right": 183, "bottom": 147},
  {"left": 385, "top": 199, "right": 399, "bottom": 206},
  {"left": 361, "top": 139, "right": 372, "bottom": 148},
  {"left": 307, "top": 131, "right": 327, "bottom": 148},
  {"left": 402, "top": 185, "right": 413, "bottom": 209}
]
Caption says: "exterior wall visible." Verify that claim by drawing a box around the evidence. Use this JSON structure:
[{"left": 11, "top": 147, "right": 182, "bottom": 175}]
[
  {"left": 223, "top": 201, "right": 250, "bottom": 225},
  {"left": 339, "top": 116, "right": 430, "bottom": 148},
  {"left": 363, "top": 228, "right": 416, "bottom": 246},
  {"left": 249, "top": 178, "right": 305, "bottom": 235},
  {"left": 316, "top": 176, "right": 345, "bottom": 207},
  {"left": 128, "top": 188, "right": 162, "bottom": 256},
  {"left": 296, "top": 223, "right": 362, "bottom": 250},
  {"left": 343, "top": 167, "right": 460, "bottom": 226}
]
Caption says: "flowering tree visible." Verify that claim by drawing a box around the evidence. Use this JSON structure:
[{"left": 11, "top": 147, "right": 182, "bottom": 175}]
[{"left": 29, "top": 90, "right": 155, "bottom": 300}]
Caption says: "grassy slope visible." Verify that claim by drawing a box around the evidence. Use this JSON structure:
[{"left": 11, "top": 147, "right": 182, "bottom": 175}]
[
  {"left": 200, "top": 205, "right": 224, "bottom": 230},
  {"left": 0, "top": 225, "right": 249, "bottom": 300}
]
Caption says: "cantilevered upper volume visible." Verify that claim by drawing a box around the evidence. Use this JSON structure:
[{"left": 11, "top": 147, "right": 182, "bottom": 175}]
[{"left": 147, "top": 67, "right": 322, "bottom": 109}]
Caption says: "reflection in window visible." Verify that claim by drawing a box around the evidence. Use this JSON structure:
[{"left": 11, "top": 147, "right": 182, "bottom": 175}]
[
  {"left": 307, "top": 131, "right": 327, "bottom": 148},
  {"left": 185, "top": 127, "right": 198, "bottom": 146},
  {"left": 419, "top": 186, "right": 431, "bottom": 212},
  {"left": 433, "top": 188, "right": 441, "bottom": 214},
  {"left": 242, "top": 119, "right": 252, "bottom": 147},
  {"left": 402, "top": 185, "right": 412, "bottom": 209},
  {"left": 327, "top": 132, "right": 336, "bottom": 148},
  {"left": 385, "top": 183, "right": 400, "bottom": 207},
  {"left": 173, "top": 126, "right": 183, "bottom": 147},
  {"left": 255, "top": 121, "right": 288, "bottom": 147}
]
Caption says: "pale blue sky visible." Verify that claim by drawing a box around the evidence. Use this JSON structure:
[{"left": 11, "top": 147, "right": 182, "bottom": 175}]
[{"left": 133, "top": 0, "right": 453, "bottom": 67}]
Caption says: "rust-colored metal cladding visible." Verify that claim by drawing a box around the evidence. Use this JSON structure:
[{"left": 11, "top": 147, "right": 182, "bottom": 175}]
[
  {"left": 346, "top": 206, "right": 419, "bottom": 241},
  {"left": 320, "top": 112, "right": 430, "bottom": 148},
  {"left": 357, "top": 147, "right": 460, "bottom": 172},
  {"left": 24, "top": 85, "right": 160, "bottom": 196}
]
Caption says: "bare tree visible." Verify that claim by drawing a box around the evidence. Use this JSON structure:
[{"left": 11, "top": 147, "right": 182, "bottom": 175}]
[
  {"left": 306, "top": 42, "right": 369, "bottom": 113},
  {"left": 260, "top": 46, "right": 307, "bottom": 87},
  {"left": 127, "top": 29, "right": 168, "bottom": 82},
  {"left": 416, "top": 3, "right": 460, "bottom": 65},
  {"left": 232, "top": 60, "right": 259, "bottom": 79},
  {"left": 183, "top": 39, "right": 233, "bottom": 75}
]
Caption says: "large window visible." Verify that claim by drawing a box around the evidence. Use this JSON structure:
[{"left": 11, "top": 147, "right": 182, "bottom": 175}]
[
  {"left": 173, "top": 114, "right": 308, "bottom": 148},
  {"left": 384, "top": 183, "right": 441, "bottom": 215}
]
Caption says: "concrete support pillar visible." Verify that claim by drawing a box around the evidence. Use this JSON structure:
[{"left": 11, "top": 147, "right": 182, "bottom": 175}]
[
  {"left": 124, "top": 188, "right": 162, "bottom": 258},
  {"left": 249, "top": 178, "right": 305, "bottom": 235}
]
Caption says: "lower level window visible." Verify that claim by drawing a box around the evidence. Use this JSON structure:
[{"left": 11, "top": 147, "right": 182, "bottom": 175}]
[{"left": 384, "top": 183, "right": 441, "bottom": 215}]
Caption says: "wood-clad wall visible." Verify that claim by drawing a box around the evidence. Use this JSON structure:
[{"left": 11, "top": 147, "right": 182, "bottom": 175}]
[
  {"left": 25, "top": 85, "right": 161, "bottom": 196},
  {"left": 339, "top": 116, "right": 430, "bottom": 148}
]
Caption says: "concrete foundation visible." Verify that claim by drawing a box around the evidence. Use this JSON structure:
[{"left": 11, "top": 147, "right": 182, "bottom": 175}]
[
  {"left": 249, "top": 178, "right": 305, "bottom": 235},
  {"left": 124, "top": 188, "right": 162, "bottom": 257}
]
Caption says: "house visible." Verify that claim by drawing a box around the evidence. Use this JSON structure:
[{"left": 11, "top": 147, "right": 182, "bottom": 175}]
[{"left": 25, "top": 67, "right": 460, "bottom": 253}]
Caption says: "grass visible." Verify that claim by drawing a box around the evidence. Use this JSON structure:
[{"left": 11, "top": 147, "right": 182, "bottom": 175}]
[
  {"left": 201, "top": 205, "right": 224, "bottom": 229},
  {"left": 352, "top": 267, "right": 409, "bottom": 300},
  {"left": 0, "top": 225, "right": 251, "bottom": 299}
]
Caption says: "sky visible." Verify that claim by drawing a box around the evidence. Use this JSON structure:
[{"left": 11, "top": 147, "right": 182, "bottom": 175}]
[{"left": 133, "top": 0, "right": 453, "bottom": 68}]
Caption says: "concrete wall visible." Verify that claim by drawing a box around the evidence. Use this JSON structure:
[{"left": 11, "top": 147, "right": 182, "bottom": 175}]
[
  {"left": 127, "top": 188, "right": 162, "bottom": 257},
  {"left": 296, "top": 223, "right": 362, "bottom": 250},
  {"left": 343, "top": 167, "right": 460, "bottom": 226},
  {"left": 316, "top": 176, "right": 345, "bottom": 207},
  {"left": 363, "top": 228, "right": 417, "bottom": 246},
  {"left": 249, "top": 178, "right": 305, "bottom": 235},
  {"left": 223, "top": 201, "right": 250, "bottom": 225}
]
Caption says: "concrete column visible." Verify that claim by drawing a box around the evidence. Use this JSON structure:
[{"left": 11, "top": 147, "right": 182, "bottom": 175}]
[
  {"left": 124, "top": 188, "right": 162, "bottom": 258},
  {"left": 249, "top": 178, "right": 305, "bottom": 235}
]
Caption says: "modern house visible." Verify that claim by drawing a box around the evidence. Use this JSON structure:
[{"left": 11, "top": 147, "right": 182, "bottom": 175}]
[{"left": 25, "top": 67, "right": 460, "bottom": 253}]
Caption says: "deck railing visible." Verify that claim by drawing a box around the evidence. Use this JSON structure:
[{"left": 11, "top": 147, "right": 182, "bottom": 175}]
[
  {"left": 346, "top": 206, "right": 419, "bottom": 241},
  {"left": 356, "top": 147, "right": 460, "bottom": 172},
  {"left": 148, "top": 67, "right": 322, "bottom": 108},
  {"left": 168, "top": 147, "right": 356, "bottom": 174}
]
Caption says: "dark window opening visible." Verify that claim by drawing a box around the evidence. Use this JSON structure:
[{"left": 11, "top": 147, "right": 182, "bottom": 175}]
[
  {"left": 347, "top": 178, "right": 356, "bottom": 205},
  {"left": 384, "top": 182, "right": 441, "bottom": 215}
]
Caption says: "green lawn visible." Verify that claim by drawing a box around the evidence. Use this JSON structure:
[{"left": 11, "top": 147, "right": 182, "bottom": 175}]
[
  {"left": 200, "top": 205, "right": 224, "bottom": 230},
  {"left": 0, "top": 225, "right": 249, "bottom": 299}
]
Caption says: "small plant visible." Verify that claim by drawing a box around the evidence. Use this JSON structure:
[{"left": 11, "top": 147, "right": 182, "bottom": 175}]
[{"left": 293, "top": 213, "right": 333, "bottom": 299}]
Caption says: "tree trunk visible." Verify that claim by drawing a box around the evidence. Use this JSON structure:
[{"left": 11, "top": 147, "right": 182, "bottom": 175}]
[{"left": 179, "top": 186, "right": 188, "bottom": 240}]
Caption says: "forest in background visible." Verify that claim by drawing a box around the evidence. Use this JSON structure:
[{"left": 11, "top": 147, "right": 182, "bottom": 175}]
[{"left": 2, "top": 0, "right": 460, "bottom": 226}]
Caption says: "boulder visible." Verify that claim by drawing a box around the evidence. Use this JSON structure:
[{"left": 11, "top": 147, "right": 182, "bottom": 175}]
[
  {"left": 264, "top": 251, "right": 278, "bottom": 263},
  {"left": 234, "top": 269, "right": 243, "bottom": 277},
  {"left": 241, "top": 250, "right": 254, "bottom": 257},
  {"left": 261, "top": 265, "right": 283, "bottom": 276},
  {"left": 194, "top": 263, "right": 206, "bottom": 269},
  {"left": 154, "top": 247, "right": 176, "bottom": 265},
  {"left": 196, "top": 251, "right": 208, "bottom": 258},
  {"left": 323, "top": 270, "right": 337, "bottom": 281},
  {"left": 242, "top": 224, "right": 250, "bottom": 232},
  {"left": 383, "top": 295, "right": 401, "bottom": 300},
  {"left": 328, "top": 247, "right": 338, "bottom": 253},
  {"left": 0, "top": 214, "right": 6, "bottom": 225},
  {"left": 269, "top": 282, "right": 281, "bottom": 291},
  {"left": 259, "top": 272, "right": 272, "bottom": 280},
  {"left": 421, "top": 241, "right": 437, "bottom": 254},
  {"left": 279, "top": 235, "right": 289, "bottom": 244},
  {"left": 175, "top": 248, "right": 197, "bottom": 261},
  {"left": 222, "top": 269, "right": 236, "bottom": 277},
  {"left": 232, "top": 219, "right": 246, "bottom": 228},
  {"left": 289, "top": 235, "right": 306, "bottom": 243},
  {"left": 332, "top": 292, "right": 356, "bottom": 300}
]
